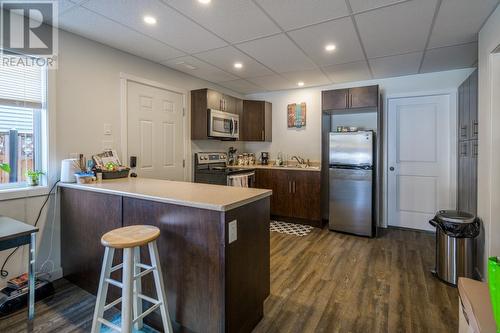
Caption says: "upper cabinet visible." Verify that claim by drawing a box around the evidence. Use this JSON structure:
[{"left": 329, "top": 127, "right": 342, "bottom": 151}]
[
  {"left": 191, "top": 88, "right": 271, "bottom": 141},
  {"left": 458, "top": 69, "right": 478, "bottom": 142},
  {"left": 241, "top": 100, "right": 272, "bottom": 142},
  {"left": 322, "top": 85, "right": 379, "bottom": 111},
  {"left": 206, "top": 89, "right": 238, "bottom": 113}
]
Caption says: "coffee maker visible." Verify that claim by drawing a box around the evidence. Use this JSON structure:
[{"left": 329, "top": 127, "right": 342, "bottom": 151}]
[
  {"left": 260, "top": 152, "right": 269, "bottom": 165},
  {"left": 228, "top": 147, "right": 237, "bottom": 166}
]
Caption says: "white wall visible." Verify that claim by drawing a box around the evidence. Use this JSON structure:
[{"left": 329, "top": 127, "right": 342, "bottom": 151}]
[
  {"left": 477, "top": 5, "right": 500, "bottom": 279},
  {"left": 0, "top": 30, "right": 243, "bottom": 288},
  {"left": 244, "top": 69, "right": 473, "bottom": 162}
]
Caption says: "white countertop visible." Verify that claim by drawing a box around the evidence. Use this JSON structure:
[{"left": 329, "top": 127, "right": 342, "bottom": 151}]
[
  {"left": 58, "top": 178, "right": 272, "bottom": 212},
  {"left": 229, "top": 164, "right": 321, "bottom": 172}
]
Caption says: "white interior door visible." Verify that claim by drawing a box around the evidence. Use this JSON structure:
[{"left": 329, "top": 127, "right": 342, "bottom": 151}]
[
  {"left": 388, "top": 94, "right": 453, "bottom": 231},
  {"left": 127, "top": 81, "right": 185, "bottom": 180}
]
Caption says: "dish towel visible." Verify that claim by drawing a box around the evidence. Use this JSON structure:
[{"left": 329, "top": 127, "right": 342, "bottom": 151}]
[{"left": 228, "top": 174, "right": 250, "bottom": 187}]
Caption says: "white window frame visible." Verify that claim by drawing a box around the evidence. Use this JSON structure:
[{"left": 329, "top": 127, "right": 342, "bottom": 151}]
[{"left": 0, "top": 64, "right": 54, "bottom": 201}]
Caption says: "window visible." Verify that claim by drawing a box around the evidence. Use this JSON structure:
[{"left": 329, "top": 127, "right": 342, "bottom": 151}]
[{"left": 0, "top": 57, "right": 46, "bottom": 187}]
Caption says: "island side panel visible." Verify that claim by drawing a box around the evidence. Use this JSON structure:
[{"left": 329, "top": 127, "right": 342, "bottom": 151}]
[
  {"left": 60, "top": 187, "right": 123, "bottom": 295},
  {"left": 122, "top": 197, "right": 225, "bottom": 333},
  {"left": 224, "top": 197, "right": 271, "bottom": 333}
]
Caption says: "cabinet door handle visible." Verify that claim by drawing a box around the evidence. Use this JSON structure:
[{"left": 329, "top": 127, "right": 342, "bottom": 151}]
[
  {"left": 288, "top": 181, "right": 291, "bottom": 193},
  {"left": 293, "top": 181, "right": 296, "bottom": 193},
  {"left": 473, "top": 122, "right": 478, "bottom": 135},
  {"left": 461, "top": 143, "right": 468, "bottom": 156},
  {"left": 461, "top": 126, "right": 468, "bottom": 138}
]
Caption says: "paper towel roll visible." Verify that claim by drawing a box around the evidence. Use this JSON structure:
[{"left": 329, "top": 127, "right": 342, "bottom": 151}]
[{"left": 60, "top": 159, "right": 78, "bottom": 183}]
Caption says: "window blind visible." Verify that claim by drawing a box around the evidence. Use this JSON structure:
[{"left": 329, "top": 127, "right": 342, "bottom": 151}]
[{"left": 0, "top": 57, "right": 43, "bottom": 109}]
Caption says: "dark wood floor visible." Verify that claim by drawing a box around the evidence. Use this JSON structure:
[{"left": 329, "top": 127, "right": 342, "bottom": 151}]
[{"left": 0, "top": 227, "right": 457, "bottom": 333}]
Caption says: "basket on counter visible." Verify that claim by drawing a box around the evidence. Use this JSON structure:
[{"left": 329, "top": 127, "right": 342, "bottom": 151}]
[{"left": 99, "top": 168, "right": 130, "bottom": 179}]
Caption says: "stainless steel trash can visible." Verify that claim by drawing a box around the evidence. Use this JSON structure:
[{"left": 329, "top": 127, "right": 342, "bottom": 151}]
[{"left": 429, "top": 210, "right": 480, "bottom": 286}]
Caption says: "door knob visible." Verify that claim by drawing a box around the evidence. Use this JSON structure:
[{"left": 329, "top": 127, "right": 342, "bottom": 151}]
[{"left": 389, "top": 167, "right": 395, "bottom": 171}]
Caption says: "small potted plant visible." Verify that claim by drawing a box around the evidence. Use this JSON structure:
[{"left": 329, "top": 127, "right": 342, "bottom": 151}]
[
  {"left": 26, "top": 170, "right": 45, "bottom": 186},
  {"left": 0, "top": 163, "right": 10, "bottom": 173}
]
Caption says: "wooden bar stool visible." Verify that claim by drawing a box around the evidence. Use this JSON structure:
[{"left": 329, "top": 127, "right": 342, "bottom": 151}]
[{"left": 91, "top": 225, "right": 173, "bottom": 333}]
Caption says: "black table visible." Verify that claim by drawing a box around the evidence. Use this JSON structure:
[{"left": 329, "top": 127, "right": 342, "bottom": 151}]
[{"left": 0, "top": 216, "right": 39, "bottom": 320}]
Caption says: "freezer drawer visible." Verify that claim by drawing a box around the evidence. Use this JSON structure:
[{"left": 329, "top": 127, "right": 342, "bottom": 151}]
[{"left": 329, "top": 168, "right": 373, "bottom": 237}]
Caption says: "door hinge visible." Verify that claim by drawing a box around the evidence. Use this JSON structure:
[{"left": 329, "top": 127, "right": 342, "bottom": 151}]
[
  {"left": 182, "top": 107, "right": 186, "bottom": 116},
  {"left": 183, "top": 159, "right": 185, "bottom": 168}
]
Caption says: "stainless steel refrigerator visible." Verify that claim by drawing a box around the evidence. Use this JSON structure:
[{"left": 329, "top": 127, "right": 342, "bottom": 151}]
[{"left": 329, "top": 131, "right": 375, "bottom": 237}]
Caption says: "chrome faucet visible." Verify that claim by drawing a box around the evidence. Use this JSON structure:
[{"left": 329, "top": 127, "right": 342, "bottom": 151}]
[{"left": 291, "top": 155, "right": 305, "bottom": 165}]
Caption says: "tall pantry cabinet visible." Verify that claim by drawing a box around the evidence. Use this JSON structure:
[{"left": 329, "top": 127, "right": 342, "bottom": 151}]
[{"left": 457, "top": 70, "right": 478, "bottom": 215}]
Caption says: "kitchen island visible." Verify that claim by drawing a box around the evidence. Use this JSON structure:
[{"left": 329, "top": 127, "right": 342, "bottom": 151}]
[{"left": 59, "top": 178, "right": 272, "bottom": 333}]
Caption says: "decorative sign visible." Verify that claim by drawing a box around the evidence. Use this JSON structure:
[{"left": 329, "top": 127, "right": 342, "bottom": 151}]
[{"left": 287, "top": 102, "right": 306, "bottom": 128}]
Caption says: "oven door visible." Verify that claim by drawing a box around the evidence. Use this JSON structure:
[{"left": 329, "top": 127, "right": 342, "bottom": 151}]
[
  {"left": 227, "top": 172, "right": 255, "bottom": 188},
  {"left": 208, "top": 109, "right": 239, "bottom": 139}
]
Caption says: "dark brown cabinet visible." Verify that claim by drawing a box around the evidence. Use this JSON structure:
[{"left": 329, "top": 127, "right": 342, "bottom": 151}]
[
  {"left": 191, "top": 89, "right": 271, "bottom": 141},
  {"left": 241, "top": 100, "right": 272, "bottom": 141},
  {"left": 322, "top": 85, "right": 378, "bottom": 111},
  {"left": 255, "top": 168, "right": 321, "bottom": 226},
  {"left": 322, "top": 89, "right": 349, "bottom": 110},
  {"left": 191, "top": 88, "right": 241, "bottom": 140},
  {"left": 457, "top": 69, "right": 478, "bottom": 215}
]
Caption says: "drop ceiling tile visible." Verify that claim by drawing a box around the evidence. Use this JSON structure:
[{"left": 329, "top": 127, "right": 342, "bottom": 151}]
[
  {"left": 322, "top": 61, "right": 372, "bottom": 83},
  {"left": 420, "top": 42, "right": 477, "bottom": 73},
  {"left": 59, "top": 0, "right": 87, "bottom": 15},
  {"left": 236, "top": 34, "right": 316, "bottom": 73},
  {"left": 217, "top": 79, "right": 265, "bottom": 94},
  {"left": 162, "top": 56, "right": 239, "bottom": 82},
  {"left": 349, "top": 0, "right": 408, "bottom": 13},
  {"left": 194, "top": 46, "right": 273, "bottom": 78},
  {"left": 254, "top": 0, "right": 349, "bottom": 30},
  {"left": 428, "top": 0, "right": 499, "bottom": 48},
  {"left": 369, "top": 52, "right": 423, "bottom": 78},
  {"left": 355, "top": 0, "right": 437, "bottom": 58},
  {"left": 247, "top": 74, "right": 296, "bottom": 91},
  {"left": 288, "top": 17, "right": 365, "bottom": 67},
  {"left": 165, "top": 0, "right": 280, "bottom": 43},
  {"left": 82, "top": 0, "right": 227, "bottom": 54},
  {"left": 59, "top": 7, "right": 185, "bottom": 62},
  {"left": 280, "top": 69, "right": 331, "bottom": 87}
]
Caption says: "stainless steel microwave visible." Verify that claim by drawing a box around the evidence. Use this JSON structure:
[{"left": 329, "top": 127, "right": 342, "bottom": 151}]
[{"left": 208, "top": 109, "right": 239, "bottom": 139}]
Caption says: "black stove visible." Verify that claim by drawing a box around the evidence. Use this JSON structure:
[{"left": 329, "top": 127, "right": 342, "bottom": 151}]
[{"left": 194, "top": 152, "right": 255, "bottom": 186}]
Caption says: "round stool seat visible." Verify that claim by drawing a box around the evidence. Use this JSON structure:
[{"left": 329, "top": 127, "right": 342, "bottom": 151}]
[{"left": 101, "top": 225, "right": 160, "bottom": 249}]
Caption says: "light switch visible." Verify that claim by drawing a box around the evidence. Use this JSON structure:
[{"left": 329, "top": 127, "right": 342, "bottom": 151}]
[
  {"left": 102, "top": 140, "right": 113, "bottom": 151},
  {"left": 228, "top": 220, "right": 237, "bottom": 244},
  {"left": 104, "top": 123, "right": 112, "bottom": 135}
]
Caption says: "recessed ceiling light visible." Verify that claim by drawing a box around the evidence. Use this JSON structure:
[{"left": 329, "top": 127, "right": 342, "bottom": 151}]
[
  {"left": 325, "top": 44, "right": 336, "bottom": 52},
  {"left": 143, "top": 16, "right": 157, "bottom": 25},
  {"left": 297, "top": 81, "right": 304, "bottom": 87},
  {"left": 233, "top": 62, "right": 243, "bottom": 69},
  {"left": 198, "top": 0, "right": 211, "bottom": 4}
]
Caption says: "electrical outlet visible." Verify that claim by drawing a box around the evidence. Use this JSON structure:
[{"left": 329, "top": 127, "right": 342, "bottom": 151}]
[
  {"left": 228, "top": 220, "right": 237, "bottom": 244},
  {"left": 104, "top": 123, "right": 112, "bottom": 135}
]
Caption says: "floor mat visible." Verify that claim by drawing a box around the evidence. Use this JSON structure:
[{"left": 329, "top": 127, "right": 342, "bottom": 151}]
[{"left": 270, "top": 221, "right": 313, "bottom": 236}]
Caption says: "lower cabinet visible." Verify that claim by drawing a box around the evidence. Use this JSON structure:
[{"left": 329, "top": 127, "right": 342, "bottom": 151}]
[
  {"left": 458, "top": 140, "right": 478, "bottom": 214},
  {"left": 255, "top": 169, "right": 321, "bottom": 227}
]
